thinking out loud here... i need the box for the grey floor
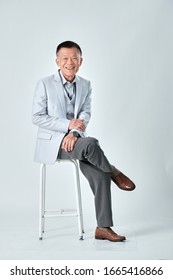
[1,213,173,260]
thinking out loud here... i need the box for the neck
[62,72,75,82]
[64,75,75,82]
[59,70,75,83]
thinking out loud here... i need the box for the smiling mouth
[66,67,75,70]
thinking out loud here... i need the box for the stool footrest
[44,209,78,218]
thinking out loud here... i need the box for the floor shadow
[133,218,173,237]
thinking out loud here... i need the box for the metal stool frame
[39,159,84,240]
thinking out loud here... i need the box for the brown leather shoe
[111,166,136,191]
[95,227,126,242]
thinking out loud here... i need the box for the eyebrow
[61,54,78,56]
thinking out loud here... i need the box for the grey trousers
[58,137,120,227]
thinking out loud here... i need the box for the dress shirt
[59,70,85,137]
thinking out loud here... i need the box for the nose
[67,57,73,64]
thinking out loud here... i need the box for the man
[32,41,135,242]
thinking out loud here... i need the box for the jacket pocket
[37,132,52,140]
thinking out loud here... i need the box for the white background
[0,0,173,260]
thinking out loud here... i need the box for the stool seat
[39,159,84,240]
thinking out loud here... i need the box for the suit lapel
[74,76,84,118]
[54,72,67,115]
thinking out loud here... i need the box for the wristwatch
[71,131,81,138]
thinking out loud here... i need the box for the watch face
[73,131,79,137]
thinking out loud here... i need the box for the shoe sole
[118,184,136,191]
[95,236,125,242]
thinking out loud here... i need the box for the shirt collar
[59,70,76,85]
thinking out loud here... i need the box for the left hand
[61,134,78,152]
[68,118,85,131]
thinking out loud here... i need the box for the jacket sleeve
[77,81,92,127]
[32,79,70,132]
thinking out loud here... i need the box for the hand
[68,118,85,131]
[61,134,78,152]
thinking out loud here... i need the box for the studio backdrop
[0,0,172,252]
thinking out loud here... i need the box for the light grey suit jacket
[32,71,92,164]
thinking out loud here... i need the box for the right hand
[69,118,85,131]
[61,134,78,152]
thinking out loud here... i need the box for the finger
[62,140,68,152]
[79,124,86,131]
[64,138,70,152]
[77,121,85,129]
[70,140,75,151]
[67,139,72,152]
[81,124,86,130]
[61,140,65,149]
[68,141,73,152]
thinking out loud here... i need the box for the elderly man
[32,41,135,242]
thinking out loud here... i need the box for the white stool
[39,159,84,240]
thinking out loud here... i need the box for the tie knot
[64,82,75,100]
[65,82,74,89]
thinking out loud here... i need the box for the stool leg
[71,159,84,240]
[39,163,46,240]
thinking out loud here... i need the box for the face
[56,47,83,81]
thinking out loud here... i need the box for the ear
[79,57,83,66]
[55,57,60,67]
